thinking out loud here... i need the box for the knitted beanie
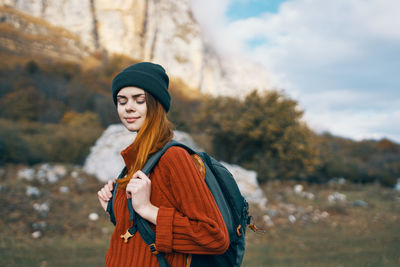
[112,62,171,112]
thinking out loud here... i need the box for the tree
[194,90,319,183]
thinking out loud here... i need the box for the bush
[314,134,400,187]
[193,90,320,183]
[0,113,102,165]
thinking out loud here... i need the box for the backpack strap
[125,140,188,267]
[141,140,194,173]
[107,166,127,225]
[127,198,171,267]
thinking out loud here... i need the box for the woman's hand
[97,180,114,211]
[126,171,159,224]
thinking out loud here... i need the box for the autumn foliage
[0,56,399,186]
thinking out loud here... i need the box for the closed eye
[117,96,128,105]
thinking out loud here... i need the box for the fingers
[107,180,114,191]
[126,181,139,194]
[98,187,110,201]
[126,171,151,198]
[97,181,114,202]
[132,170,150,182]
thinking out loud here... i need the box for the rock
[293,184,315,200]
[293,184,303,194]
[53,164,67,178]
[83,124,137,182]
[84,125,207,182]
[71,171,79,178]
[26,185,40,197]
[352,200,368,207]
[36,163,67,184]
[221,162,268,208]
[32,231,42,239]
[395,178,400,191]
[328,192,347,204]
[84,124,268,206]
[304,192,315,200]
[89,212,99,221]
[321,211,329,218]
[37,164,56,183]
[263,215,274,227]
[32,221,47,230]
[33,202,50,216]
[288,215,296,223]
[267,209,278,217]
[59,186,69,193]
[311,209,329,223]
[0,6,90,62]
[3,0,272,97]
[18,168,35,181]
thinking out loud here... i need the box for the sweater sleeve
[153,146,229,255]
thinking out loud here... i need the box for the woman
[97,62,229,267]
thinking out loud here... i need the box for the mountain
[0,6,90,64]
[0,0,272,96]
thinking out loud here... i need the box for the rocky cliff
[0,6,90,63]
[0,0,271,96]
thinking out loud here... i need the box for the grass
[0,236,108,266]
[243,220,400,266]
[242,181,400,266]
[0,165,399,266]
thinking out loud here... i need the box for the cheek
[117,105,125,120]
[139,105,148,118]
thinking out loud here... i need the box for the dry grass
[0,166,399,266]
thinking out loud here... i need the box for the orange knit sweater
[105,145,229,267]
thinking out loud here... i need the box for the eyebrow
[117,93,145,98]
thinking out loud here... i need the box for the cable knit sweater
[105,145,229,267]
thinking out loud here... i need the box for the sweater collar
[121,141,138,171]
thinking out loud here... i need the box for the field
[1,164,399,266]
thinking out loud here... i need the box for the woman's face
[116,87,147,132]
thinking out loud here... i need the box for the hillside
[0,6,92,67]
[0,0,272,96]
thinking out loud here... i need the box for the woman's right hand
[97,180,114,211]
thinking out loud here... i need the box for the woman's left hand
[126,170,159,224]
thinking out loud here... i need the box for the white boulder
[84,124,268,206]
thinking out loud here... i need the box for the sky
[189,0,400,143]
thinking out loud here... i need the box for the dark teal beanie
[112,62,170,112]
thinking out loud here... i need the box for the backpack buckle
[120,229,135,243]
[236,225,242,236]
[149,243,159,255]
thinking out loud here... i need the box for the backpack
[107,140,251,267]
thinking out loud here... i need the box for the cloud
[190,0,400,142]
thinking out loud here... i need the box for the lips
[125,117,139,123]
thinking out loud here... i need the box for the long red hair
[117,92,174,188]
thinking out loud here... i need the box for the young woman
[97,62,229,266]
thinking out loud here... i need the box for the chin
[123,122,142,132]
[125,126,140,132]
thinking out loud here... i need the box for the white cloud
[190,0,400,142]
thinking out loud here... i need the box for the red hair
[117,92,174,188]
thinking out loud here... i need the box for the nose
[125,100,136,112]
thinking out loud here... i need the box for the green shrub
[193,90,320,183]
